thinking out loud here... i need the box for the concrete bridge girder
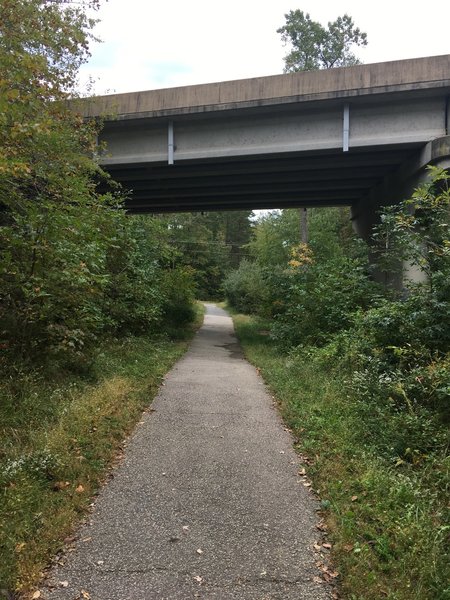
[99,97,445,166]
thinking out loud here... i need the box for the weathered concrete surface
[44,304,330,600]
[83,54,450,119]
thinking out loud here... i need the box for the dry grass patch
[0,312,204,597]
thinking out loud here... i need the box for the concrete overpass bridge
[84,54,450,238]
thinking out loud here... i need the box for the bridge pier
[351,136,450,286]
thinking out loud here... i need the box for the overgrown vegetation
[0,3,252,594]
[226,169,450,599]
[0,1,199,373]
[162,210,252,299]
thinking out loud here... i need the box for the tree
[161,210,252,299]
[0,1,197,368]
[277,10,368,73]
[277,10,367,243]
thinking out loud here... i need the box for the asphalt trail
[45,303,330,600]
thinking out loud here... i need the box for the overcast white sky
[79,0,450,95]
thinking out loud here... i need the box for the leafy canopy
[277,10,367,72]
[0,1,197,368]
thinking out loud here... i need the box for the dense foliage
[163,210,252,299]
[0,0,197,373]
[226,170,450,421]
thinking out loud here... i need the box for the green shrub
[270,252,376,348]
[223,259,269,314]
[160,266,197,327]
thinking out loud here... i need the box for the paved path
[45,304,330,600]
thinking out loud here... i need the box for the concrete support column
[351,135,450,286]
[352,136,450,241]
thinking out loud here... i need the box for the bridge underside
[90,56,450,216]
[104,143,422,214]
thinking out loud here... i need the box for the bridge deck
[85,55,450,119]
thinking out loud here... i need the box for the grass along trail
[0,306,203,597]
[231,310,450,600]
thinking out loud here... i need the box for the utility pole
[300,208,308,244]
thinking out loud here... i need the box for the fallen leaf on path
[323,570,339,581]
[31,592,41,599]
[196,548,204,554]
[75,484,85,493]
[81,591,91,599]
[59,581,69,587]
[313,543,322,551]
[313,576,323,584]
[63,535,76,544]
[193,575,203,583]
[317,561,340,580]
[303,482,312,487]
[298,468,306,476]
[322,543,332,549]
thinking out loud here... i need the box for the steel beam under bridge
[83,55,450,214]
